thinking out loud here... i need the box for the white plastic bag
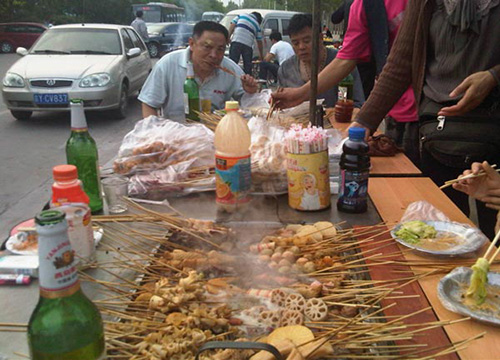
[400,201,451,222]
[113,116,214,175]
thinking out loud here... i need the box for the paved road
[0,53,145,239]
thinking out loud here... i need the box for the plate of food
[438,265,500,326]
[5,228,104,256]
[391,220,487,256]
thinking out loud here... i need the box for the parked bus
[132,2,185,23]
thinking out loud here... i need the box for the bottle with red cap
[52,164,90,206]
[51,164,95,265]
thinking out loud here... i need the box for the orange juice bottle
[214,101,251,212]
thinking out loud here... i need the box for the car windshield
[31,28,122,55]
[220,15,237,30]
[147,24,167,34]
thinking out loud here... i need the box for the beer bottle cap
[53,164,78,181]
[35,210,66,225]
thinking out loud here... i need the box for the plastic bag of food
[248,116,288,194]
[113,116,214,175]
[128,159,215,199]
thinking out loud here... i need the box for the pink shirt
[338,0,417,122]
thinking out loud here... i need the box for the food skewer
[216,64,238,78]
[439,164,498,189]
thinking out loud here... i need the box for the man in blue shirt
[229,12,264,75]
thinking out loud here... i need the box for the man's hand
[453,161,500,210]
[241,74,258,94]
[438,71,497,117]
[272,86,308,109]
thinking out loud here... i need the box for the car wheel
[1,41,14,53]
[111,83,128,119]
[11,110,32,120]
[148,42,159,58]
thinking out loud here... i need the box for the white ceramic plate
[6,228,104,256]
[391,221,487,256]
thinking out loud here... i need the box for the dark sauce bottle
[337,127,371,213]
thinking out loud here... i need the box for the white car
[1,23,152,120]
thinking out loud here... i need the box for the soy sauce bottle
[337,127,370,213]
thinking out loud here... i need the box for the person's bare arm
[257,39,264,61]
[272,58,357,108]
[142,103,159,118]
[228,23,236,40]
[264,52,275,62]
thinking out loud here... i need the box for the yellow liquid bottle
[214,101,251,212]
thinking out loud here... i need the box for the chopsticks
[439,164,498,190]
[483,229,500,265]
[266,87,282,121]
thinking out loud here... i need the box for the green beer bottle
[28,210,106,359]
[184,62,200,121]
[66,100,103,213]
[338,73,354,101]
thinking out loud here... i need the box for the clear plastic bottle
[51,164,94,266]
[51,164,90,206]
[337,127,371,213]
[214,101,251,212]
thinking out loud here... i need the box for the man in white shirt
[259,31,294,82]
[138,21,258,121]
[131,10,149,42]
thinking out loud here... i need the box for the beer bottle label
[215,154,251,205]
[184,93,189,114]
[338,86,348,101]
[38,223,78,294]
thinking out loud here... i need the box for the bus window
[132,3,185,24]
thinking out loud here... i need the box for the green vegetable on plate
[395,221,437,244]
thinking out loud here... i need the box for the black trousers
[229,41,253,75]
[259,61,279,81]
[420,147,498,239]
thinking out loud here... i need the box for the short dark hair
[269,31,282,42]
[287,13,321,37]
[251,12,263,24]
[136,10,143,18]
[193,21,229,41]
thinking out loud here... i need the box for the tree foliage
[0,0,344,24]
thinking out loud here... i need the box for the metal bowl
[391,221,487,256]
[438,267,500,326]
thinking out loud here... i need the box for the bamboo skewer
[216,64,238,78]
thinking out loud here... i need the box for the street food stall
[1,112,499,359]
[1,5,499,359]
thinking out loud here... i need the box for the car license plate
[33,93,69,104]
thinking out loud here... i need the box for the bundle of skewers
[59,200,482,360]
[285,124,329,154]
